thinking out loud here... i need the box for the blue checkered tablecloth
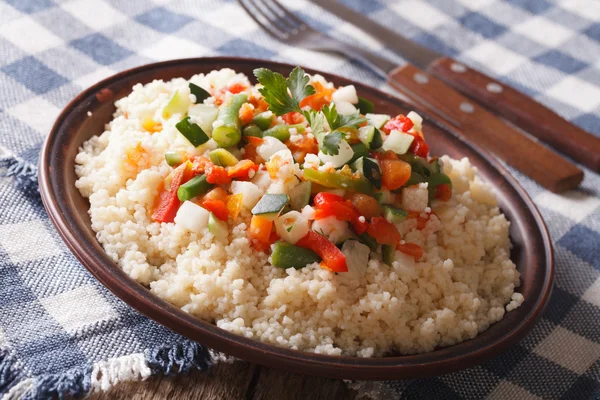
[0,0,599,398]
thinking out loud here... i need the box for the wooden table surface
[88,361,356,399]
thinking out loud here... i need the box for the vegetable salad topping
[151,67,453,274]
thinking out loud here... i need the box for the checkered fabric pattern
[0,0,599,398]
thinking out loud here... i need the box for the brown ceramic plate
[39,57,553,380]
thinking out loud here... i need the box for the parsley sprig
[253,66,315,116]
[253,66,366,156]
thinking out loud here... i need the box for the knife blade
[309,0,600,172]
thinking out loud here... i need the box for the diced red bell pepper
[408,211,436,230]
[296,231,348,272]
[313,193,368,234]
[313,192,345,207]
[202,199,229,221]
[314,201,368,234]
[367,217,401,246]
[205,164,232,185]
[435,183,452,201]
[151,163,193,223]
[382,115,413,134]
[397,242,423,261]
[409,135,429,158]
[227,160,259,180]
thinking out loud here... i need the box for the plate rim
[38,56,554,380]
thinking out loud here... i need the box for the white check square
[140,36,212,62]
[559,0,600,19]
[582,277,600,308]
[487,381,541,400]
[40,285,118,333]
[453,0,495,11]
[534,326,600,374]
[547,76,600,112]
[335,22,385,52]
[200,3,257,35]
[0,220,62,263]
[62,0,127,31]
[393,0,450,30]
[535,190,600,223]
[8,97,61,136]
[513,17,575,47]
[279,46,346,73]
[0,16,62,54]
[464,41,528,75]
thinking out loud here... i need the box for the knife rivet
[487,82,503,93]
[413,72,429,84]
[450,63,467,73]
[460,102,474,113]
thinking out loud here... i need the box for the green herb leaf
[288,66,315,107]
[286,225,294,233]
[175,116,209,147]
[322,103,339,131]
[303,110,326,144]
[189,83,211,104]
[322,103,366,130]
[253,67,315,116]
[321,131,344,156]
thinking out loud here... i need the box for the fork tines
[238,0,308,40]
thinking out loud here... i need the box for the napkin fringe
[0,153,39,198]
[145,340,215,375]
[1,340,224,399]
[0,347,25,398]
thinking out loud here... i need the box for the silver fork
[237,0,397,80]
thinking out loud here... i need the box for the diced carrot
[281,111,305,125]
[142,117,162,133]
[191,156,212,175]
[380,159,411,191]
[348,193,381,220]
[239,103,255,126]
[204,187,229,203]
[227,160,259,180]
[285,136,318,164]
[125,143,147,167]
[205,164,231,185]
[228,82,247,94]
[226,193,243,221]
[249,215,273,251]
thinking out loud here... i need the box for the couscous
[75,67,522,357]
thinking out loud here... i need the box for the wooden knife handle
[388,64,583,193]
[429,56,600,172]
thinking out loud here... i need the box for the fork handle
[429,57,600,172]
[387,64,583,193]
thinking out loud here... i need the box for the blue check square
[459,12,507,39]
[71,34,134,66]
[135,7,193,34]
[534,50,588,74]
[4,0,54,14]
[1,56,68,95]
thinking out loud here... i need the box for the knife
[309,0,600,172]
